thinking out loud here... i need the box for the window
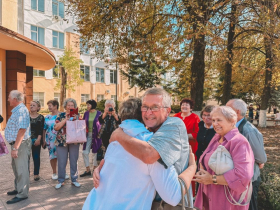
[110,70,117,84]
[80,38,89,54]
[53,62,60,78]
[111,95,117,101]
[54,93,60,101]
[33,69,45,77]
[33,92,44,107]
[96,67,104,83]
[80,65,90,81]
[52,31,64,49]
[81,94,90,103]
[52,0,64,18]
[97,94,104,102]
[31,0,44,12]
[31,25,45,45]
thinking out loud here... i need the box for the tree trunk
[60,67,67,112]
[221,3,237,105]
[190,34,206,111]
[259,35,273,127]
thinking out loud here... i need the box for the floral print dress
[44,114,58,160]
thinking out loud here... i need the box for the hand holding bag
[151,177,198,210]
[66,120,87,144]
[208,145,252,206]
[0,133,9,157]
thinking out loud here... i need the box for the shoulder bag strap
[224,180,252,206]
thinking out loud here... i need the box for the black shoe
[7,190,18,196]
[6,197,28,204]
[80,171,91,177]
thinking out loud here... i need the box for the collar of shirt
[213,128,239,143]
[204,123,213,129]
[11,102,24,113]
[235,117,244,128]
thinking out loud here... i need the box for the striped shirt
[4,103,31,143]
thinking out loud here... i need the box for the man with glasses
[94,88,193,207]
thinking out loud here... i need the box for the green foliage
[79,103,87,116]
[259,164,280,210]
[121,52,168,91]
[54,47,84,92]
[171,105,181,113]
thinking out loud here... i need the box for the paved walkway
[0,136,94,210]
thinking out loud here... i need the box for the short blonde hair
[210,106,237,124]
[31,100,41,112]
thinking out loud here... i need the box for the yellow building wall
[0,49,6,130]
[1,0,18,32]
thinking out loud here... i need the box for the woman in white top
[83,98,196,210]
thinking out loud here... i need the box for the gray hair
[200,105,215,118]
[118,98,142,122]
[142,88,171,108]
[228,99,247,117]
[63,98,77,109]
[105,99,115,108]
[210,106,237,124]
[10,90,24,102]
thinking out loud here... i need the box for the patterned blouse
[30,114,45,140]
[55,112,67,147]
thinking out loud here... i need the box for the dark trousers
[101,132,112,149]
[249,176,261,210]
[32,144,41,175]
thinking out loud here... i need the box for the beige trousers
[11,138,31,198]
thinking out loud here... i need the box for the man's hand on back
[93,159,105,188]
[109,128,125,143]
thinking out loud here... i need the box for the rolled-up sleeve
[148,162,181,206]
[245,130,267,164]
[223,141,254,194]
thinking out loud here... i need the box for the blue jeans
[31,138,41,175]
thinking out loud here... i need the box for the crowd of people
[1,88,267,210]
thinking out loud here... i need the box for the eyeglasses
[141,106,168,112]
[202,114,211,118]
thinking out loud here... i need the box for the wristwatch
[212,174,218,185]
[12,147,18,151]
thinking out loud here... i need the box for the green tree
[54,47,84,111]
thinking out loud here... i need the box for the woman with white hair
[194,106,254,210]
[54,98,80,189]
[98,99,120,149]
[30,101,45,181]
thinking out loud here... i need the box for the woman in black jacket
[196,105,216,193]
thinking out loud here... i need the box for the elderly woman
[43,100,60,180]
[83,98,196,210]
[98,99,121,149]
[196,105,216,165]
[54,98,80,189]
[174,98,200,196]
[80,100,102,177]
[30,101,45,181]
[194,106,254,210]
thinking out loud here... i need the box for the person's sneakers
[52,173,58,180]
[65,174,70,179]
[6,197,28,204]
[7,190,18,196]
[80,171,91,177]
[72,182,81,188]
[55,182,64,189]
